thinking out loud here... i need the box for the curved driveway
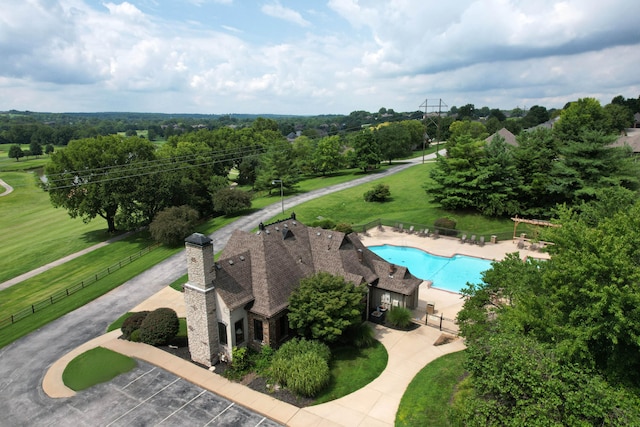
[0,154,437,426]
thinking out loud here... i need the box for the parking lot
[59,361,282,426]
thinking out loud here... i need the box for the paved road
[0,154,437,426]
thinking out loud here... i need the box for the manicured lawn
[62,347,136,391]
[267,163,515,237]
[313,341,388,404]
[395,350,466,427]
[0,171,108,283]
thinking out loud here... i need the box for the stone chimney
[183,233,219,367]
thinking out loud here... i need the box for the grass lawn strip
[62,346,136,391]
[313,340,388,404]
[395,350,466,427]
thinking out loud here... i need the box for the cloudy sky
[1,0,639,115]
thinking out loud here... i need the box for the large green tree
[455,201,640,425]
[348,130,381,172]
[374,122,413,164]
[46,135,156,232]
[288,272,366,343]
[312,135,343,175]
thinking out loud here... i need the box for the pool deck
[358,226,550,329]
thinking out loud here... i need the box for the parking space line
[154,390,207,425]
[106,378,180,426]
[255,417,267,426]
[122,366,157,389]
[203,402,235,426]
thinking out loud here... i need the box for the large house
[183,217,422,366]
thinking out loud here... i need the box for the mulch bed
[154,337,314,407]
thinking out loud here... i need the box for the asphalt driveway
[0,155,433,426]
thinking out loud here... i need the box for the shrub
[253,345,275,375]
[121,311,149,339]
[364,183,391,202]
[310,218,336,230]
[212,188,252,215]
[149,205,200,246]
[129,329,141,342]
[231,346,250,372]
[270,338,332,395]
[334,222,353,234]
[274,338,331,363]
[434,217,457,236]
[286,352,330,397]
[387,306,413,329]
[342,322,375,348]
[138,307,179,346]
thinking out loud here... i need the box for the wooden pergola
[511,216,560,240]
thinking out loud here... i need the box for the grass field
[62,346,136,391]
[0,171,109,283]
[314,341,388,404]
[395,350,466,427]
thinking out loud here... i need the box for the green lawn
[267,163,515,237]
[396,350,466,427]
[0,171,109,283]
[62,347,136,391]
[0,143,54,172]
[313,341,388,404]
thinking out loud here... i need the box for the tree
[149,205,200,246]
[553,97,609,142]
[349,131,381,171]
[8,144,24,161]
[45,135,156,232]
[44,144,54,155]
[312,135,343,175]
[457,103,476,120]
[604,103,633,133]
[29,140,42,157]
[374,122,412,164]
[254,138,300,193]
[288,272,366,343]
[453,203,640,425]
[212,188,252,215]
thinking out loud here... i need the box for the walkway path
[0,154,440,426]
[0,178,14,196]
[0,230,135,290]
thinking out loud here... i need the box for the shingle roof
[485,127,517,146]
[216,221,421,317]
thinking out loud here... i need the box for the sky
[1,0,639,115]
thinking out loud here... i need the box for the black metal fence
[0,243,161,330]
[425,313,459,334]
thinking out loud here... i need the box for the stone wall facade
[184,286,219,366]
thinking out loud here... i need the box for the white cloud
[261,2,311,27]
[0,0,638,114]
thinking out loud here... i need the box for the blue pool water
[368,245,493,293]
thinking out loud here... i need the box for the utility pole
[419,98,447,161]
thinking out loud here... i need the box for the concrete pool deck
[358,226,550,328]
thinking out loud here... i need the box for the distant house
[485,127,518,147]
[183,217,422,366]
[610,128,640,155]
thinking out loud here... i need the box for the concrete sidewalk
[44,310,464,427]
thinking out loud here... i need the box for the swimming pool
[368,245,493,293]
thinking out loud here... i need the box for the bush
[270,339,331,397]
[364,183,391,202]
[138,307,179,346]
[310,218,336,230]
[121,311,149,339]
[286,352,330,397]
[334,222,353,234]
[253,345,275,375]
[212,188,252,215]
[434,217,457,236]
[231,346,250,372]
[387,306,413,329]
[342,322,375,348]
[149,205,200,246]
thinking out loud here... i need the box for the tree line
[426,97,640,218]
[43,118,424,234]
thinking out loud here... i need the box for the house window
[218,322,228,345]
[234,319,244,345]
[254,319,264,342]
